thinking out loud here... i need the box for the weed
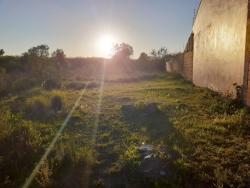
[50,95,63,112]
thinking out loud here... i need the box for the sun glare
[98,34,116,58]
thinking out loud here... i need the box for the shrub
[10,77,36,93]
[93,178,105,188]
[64,82,86,90]
[41,80,61,90]
[50,95,63,112]
[202,89,242,115]
[24,92,66,121]
[122,145,141,169]
[0,72,9,96]
[35,160,52,188]
[232,83,244,106]
[26,100,47,121]
[25,97,50,121]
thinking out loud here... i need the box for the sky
[0,0,200,58]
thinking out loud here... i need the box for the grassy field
[0,73,250,188]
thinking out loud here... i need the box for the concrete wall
[244,2,250,105]
[183,52,193,81]
[193,0,249,93]
[166,62,181,74]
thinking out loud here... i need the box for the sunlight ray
[81,61,107,188]
[92,61,106,143]
[22,83,89,188]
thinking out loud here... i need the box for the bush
[0,73,9,96]
[24,93,66,121]
[64,82,86,90]
[122,145,141,169]
[41,80,61,90]
[25,99,47,121]
[24,96,51,121]
[35,160,52,188]
[50,95,63,112]
[10,77,36,93]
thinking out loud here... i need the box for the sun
[98,34,116,58]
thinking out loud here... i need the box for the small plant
[122,145,141,169]
[50,95,63,112]
[26,100,47,120]
[232,83,244,106]
[24,96,50,121]
[35,160,52,188]
[93,178,105,188]
[203,84,244,116]
[213,167,228,188]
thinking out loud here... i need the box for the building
[182,0,250,105]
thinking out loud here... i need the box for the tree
[21,45,56,80]
[112,43,133,60]
[150,49,157,57]
[157,47,168,59]
[138,52,149,62]
[26,45,50,57]
[52,49,66,66]
[151,47,168,62]
[0,49,5,56]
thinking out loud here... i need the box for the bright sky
[0,0,200,58]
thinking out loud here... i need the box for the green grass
[0,73,250,188]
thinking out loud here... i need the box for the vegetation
[0,49,4,56]
[113,43,134,59]
[0,44,249,188]
[151,47,168,63]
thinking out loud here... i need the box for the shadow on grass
[121,103,173,140]
[120,103,205,188]
[106,74,162,84]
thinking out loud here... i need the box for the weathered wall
[166,62,181,74]
[193,0,248,93]
[244,2,250,105]
[182,33,194,81]
[183,52,193,81]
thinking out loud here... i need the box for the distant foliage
[0,49,5,56]
[0,43,170,97]
[112,43,133,60]
[0,56,23,72]
[24,44,50,58]
[0,70,8,96]
[10,77,36,93]
[151,47,168,63]
[52,49,66,66]
[138,52,149,62]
